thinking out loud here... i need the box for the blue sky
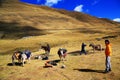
[20,0,120,22]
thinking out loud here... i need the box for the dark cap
[105,39,110,44]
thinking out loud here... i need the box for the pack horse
[89,43,103,52]
[57,48,67,61]
[12,50,32,66]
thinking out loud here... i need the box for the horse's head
[39,46,47,51]
[89,43,92,47]
[89,43,94,47]
[41,46,45,49]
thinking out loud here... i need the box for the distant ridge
[0,0,120,39]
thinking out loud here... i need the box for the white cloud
[44,0,62,7]
[74,5,84,12]
[113,18,120,22]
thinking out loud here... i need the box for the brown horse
[39,44,50,56]
[89,43,103,52]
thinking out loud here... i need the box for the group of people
[13,39,112,73]
[80,40,112,73]
[42,40,112,73]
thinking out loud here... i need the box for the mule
[40,44,50,56]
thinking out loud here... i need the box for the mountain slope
[0,0,120,39]
[0,1,120,80]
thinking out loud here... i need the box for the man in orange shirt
[105,40,112,73]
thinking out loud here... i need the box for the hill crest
[0,0,120,39]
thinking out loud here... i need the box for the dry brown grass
[0,0,120,80]
[0,33,120,80]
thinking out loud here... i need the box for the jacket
[105,44,112,56]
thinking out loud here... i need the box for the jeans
[105,56,111,71]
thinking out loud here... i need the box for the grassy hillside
[0,0,120,52]
[0,0,120,80]
[0,35,120,80]
[0,0,120,39]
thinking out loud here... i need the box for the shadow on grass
[73,68,105,73]
[31,53,54,60]
[68,50,94,56]
[7,62,27,66]
[7,62,22,66]
[52,59,61,63]
[68,50,80,56]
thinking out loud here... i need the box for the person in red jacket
[104,40,112,73]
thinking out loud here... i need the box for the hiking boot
[104,69,109,73]
[104,70,109,73]
[109,69,112,72]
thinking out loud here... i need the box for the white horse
[12,50,32,67]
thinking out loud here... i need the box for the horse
[89,43,103,52]
[57,48,67,61]
[12,50,32,66]
[39,44,50,56]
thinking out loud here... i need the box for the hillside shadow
[73,68,104,73]
[0,21,46,39]
[77,28,103,34]
[0,21,104,39]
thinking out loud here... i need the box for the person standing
[80,43,87,55]
[104,40,112,73]
[46,44,50,56]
